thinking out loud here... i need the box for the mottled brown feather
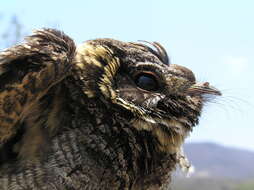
[0,29,75,159]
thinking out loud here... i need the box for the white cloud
[222,56,249,75]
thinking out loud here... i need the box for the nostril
[204,82,210,87]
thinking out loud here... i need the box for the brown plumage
[0,29,221,189]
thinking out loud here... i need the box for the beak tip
[217,91,222,96]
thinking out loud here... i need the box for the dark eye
[134,72,159,91]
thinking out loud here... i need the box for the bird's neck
[54,82,177,189]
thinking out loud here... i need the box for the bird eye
[134,72,159,91]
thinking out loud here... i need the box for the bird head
[74,39,221,153]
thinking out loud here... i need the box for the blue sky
[1,0,254,151]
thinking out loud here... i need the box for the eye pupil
[135,73,159,91]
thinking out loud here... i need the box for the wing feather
[0,29,76,146]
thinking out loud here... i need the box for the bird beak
[187,82,222,96]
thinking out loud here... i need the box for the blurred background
[1,1,253,189]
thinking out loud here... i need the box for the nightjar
[0,29,221,190]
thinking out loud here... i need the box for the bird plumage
[0,29,221,189]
